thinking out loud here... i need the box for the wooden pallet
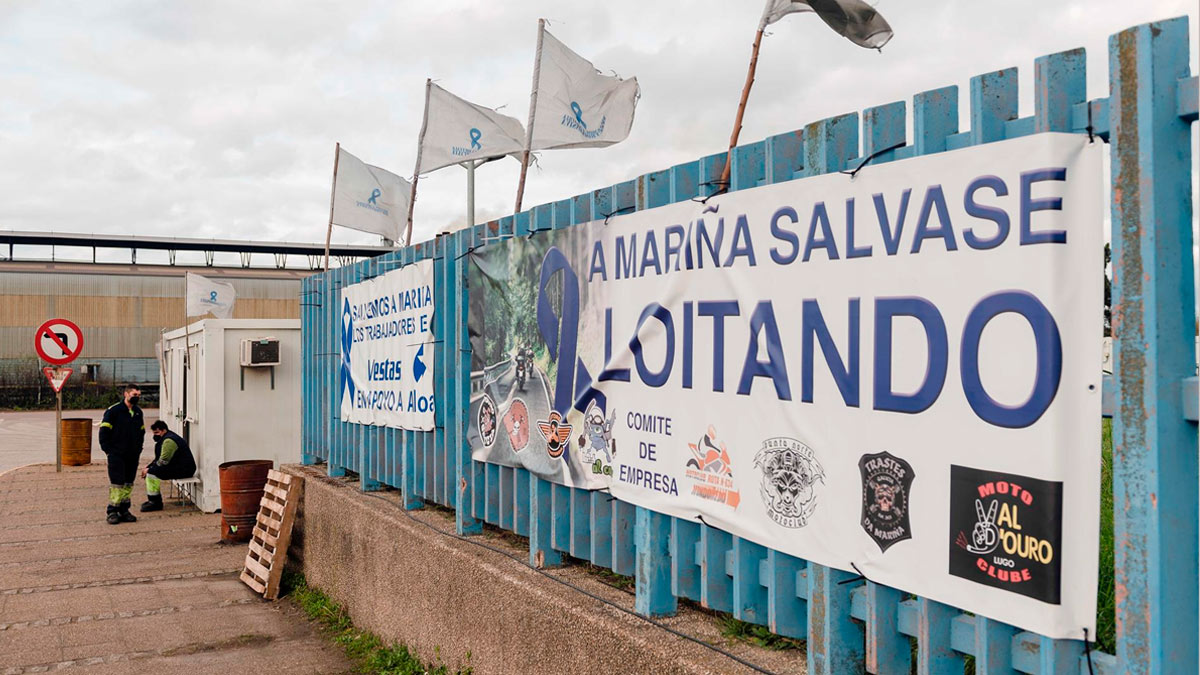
[239,470,303,600]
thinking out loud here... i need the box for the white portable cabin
[158,319,301,512]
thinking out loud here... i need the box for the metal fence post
[454,230,482,535]
[1109,15,1197,674]
[635,506,676,617]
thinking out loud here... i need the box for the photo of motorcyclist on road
[513,344,535,391]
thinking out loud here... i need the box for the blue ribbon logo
[340,299,356,404]
[469,128,482,150]
[570,102,587,130]
[536,247,608,467]
[368,188,381,206]
[209,291,217,302]
[412,344,427,382]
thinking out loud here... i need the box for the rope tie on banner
[841,140,906,179]
[693,179,729,205]
[453,246,477,262]
[1083,628,1095,675]
[603,205,636,225]
[836,562,872,586]
[1080,103,1104,144]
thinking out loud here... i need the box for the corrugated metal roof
[0,272,299,298]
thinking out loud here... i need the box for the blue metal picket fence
[301,17,1197,674]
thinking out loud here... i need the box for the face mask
[129,395,141,406]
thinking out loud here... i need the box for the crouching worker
[139,421,196,512]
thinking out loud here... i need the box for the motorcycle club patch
[949,465,1063,604]
[537,411,573,459]
[754,437,824,529]
[858,451,915,552]
[477,393,497,447]
[503,399,530,452]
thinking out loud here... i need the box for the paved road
[0,409,169,476]
[0,462,352,672]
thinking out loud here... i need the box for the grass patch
[583,563,635,592]
[718,615,805,651]
[282,571,472,674]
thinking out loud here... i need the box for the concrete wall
[284,465,804,675]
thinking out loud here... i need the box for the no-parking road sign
[34,318,84,365]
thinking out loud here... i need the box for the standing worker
[139,420,195,512]
[98,383,145,524]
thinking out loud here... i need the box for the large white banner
[340,259,435,430]
[469,133,1102,638]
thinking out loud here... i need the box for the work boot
[140,494,163,512]
[118,509,138,523]
[106,505,121,525]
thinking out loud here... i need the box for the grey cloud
[0,0,1194,248]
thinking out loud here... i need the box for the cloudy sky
[0,1,1195,253]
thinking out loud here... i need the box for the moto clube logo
[949,465,1063,604]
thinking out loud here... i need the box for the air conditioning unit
[240,337,281,367]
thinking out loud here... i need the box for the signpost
[35,319,83,472]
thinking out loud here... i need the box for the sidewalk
[0,462,351,674]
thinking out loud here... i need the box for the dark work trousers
[105,450,140,486]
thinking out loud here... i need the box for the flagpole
[465,160,477,228]
[513,18,545,215]
[323,142,340,271]
[406,79,432,246]
[718,28,765,193]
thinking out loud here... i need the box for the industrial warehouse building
[0,267,301,386]
[0,231,388,404]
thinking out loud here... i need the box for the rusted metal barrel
[218,459,273,542]
[60,418,92,466]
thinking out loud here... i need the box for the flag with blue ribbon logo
[185,272,236,319]
[332,147,410,241]
[417,83,526,174]
[528,29,640,151]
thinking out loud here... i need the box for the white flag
[528,29,640,151]
[759,0,893,49]
[417,83,526,175]
[185,272,236,319]
[332,147,410,241]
